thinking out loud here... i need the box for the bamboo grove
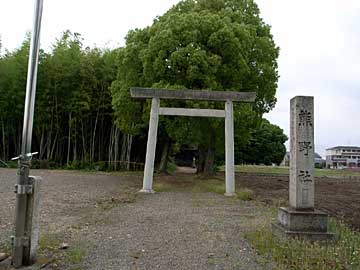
[0,31,133,169]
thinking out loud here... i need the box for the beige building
[326,146,360,169]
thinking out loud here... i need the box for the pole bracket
[11,152,38,161]
[14,184,33,195]
[11,236,30,248]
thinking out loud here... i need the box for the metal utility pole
[12,0,43,267]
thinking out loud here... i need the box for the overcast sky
[1,0,359,156]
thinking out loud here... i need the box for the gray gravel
[0,169,273,270]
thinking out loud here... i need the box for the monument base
[138,189,155,194]
[272,207,334,241]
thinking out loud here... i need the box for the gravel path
[0,169,272,270]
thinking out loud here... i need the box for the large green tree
[112,0,279,175]
[111,0,279,175]
[234,119,287,165]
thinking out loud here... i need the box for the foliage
[0,31,118,167]
[0,36,30,160]
[235,119,287,165]
[111,0,279,175]
[246,219,360,270]
[167,162,178,173]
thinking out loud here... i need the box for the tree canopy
[111,0,280,175]
[234,119,288,165]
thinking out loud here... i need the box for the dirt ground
[1,168,360,269]
[0,169,273,270]
[236,172,360,230]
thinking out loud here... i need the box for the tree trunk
[67,112,72,165]
[119,133,133,170]
[44,105,54,161]
[197,145,206,174]
[45,124,52,160]
[120,134,127,162]
[98,118,104,162]
[81,120,87,162]
[49,130,58,161]
[17,122,22,155]
[39,127,45,160]
[126,134,133,170]
[2,120,6,160]
[73,119,77,162]
[114,127,120,171]
[48,94,56,161]
[108,124,115,170]
[203,129,216,176]
[91,110,99,165]
[159,137,170,174]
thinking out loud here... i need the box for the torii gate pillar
[225,100,235,196]
[140,97,160,193]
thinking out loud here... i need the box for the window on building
[349,162,356,167]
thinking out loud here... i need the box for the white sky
[1,0,359,156]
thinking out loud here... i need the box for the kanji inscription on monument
[298,141,312,156]
[290,96,314,209]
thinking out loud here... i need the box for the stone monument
[273,96,333,240]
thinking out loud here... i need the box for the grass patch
[0,237,12,254]
[192,178,225,194]
[315,169,360,178]
[233,165,290,175]
[245,219,360,270]
[65,246,85,264]
[236,188,254,201]
[109,170,143,177]
[192,179,255,201]
[153,182,174,192]
[38,233,61,252]
[37,233,86,268]
[227,165,360,178]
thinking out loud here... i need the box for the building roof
[326,146,360,151]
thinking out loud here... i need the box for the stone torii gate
[130,88,256,196]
